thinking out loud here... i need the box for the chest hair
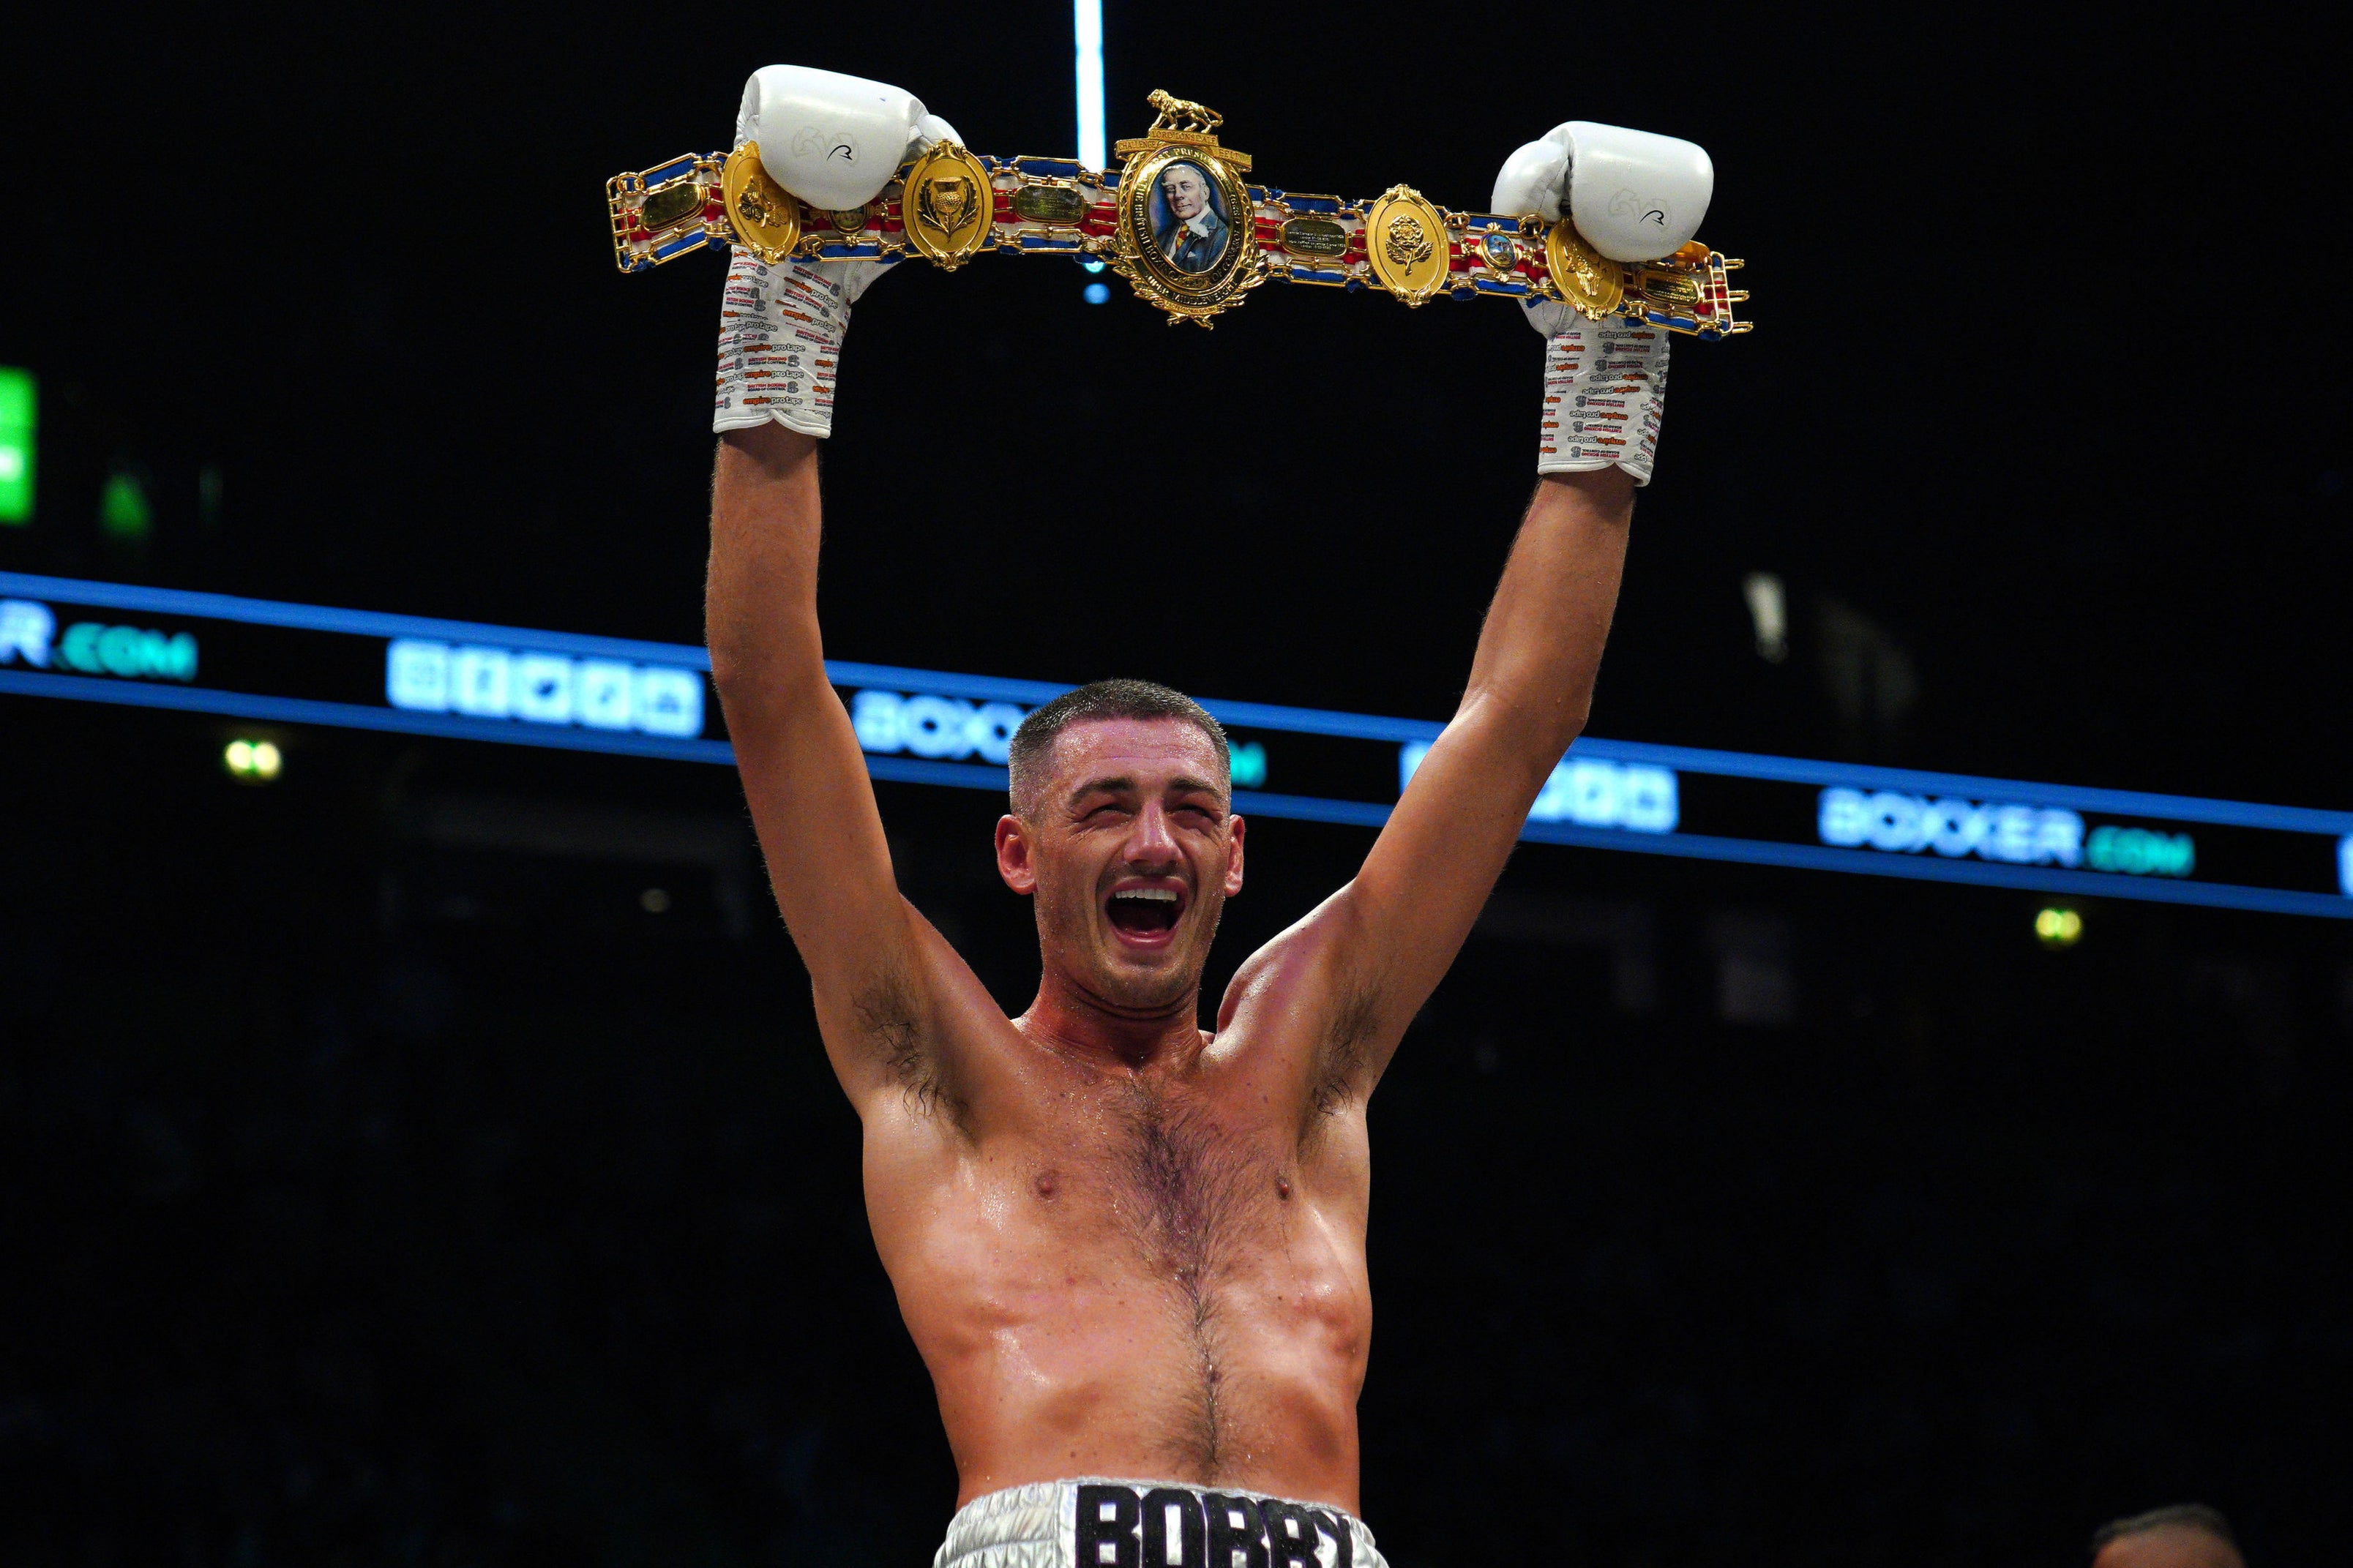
[1107,1083,1284,1473]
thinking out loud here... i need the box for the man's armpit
[853,968,964,1125]
[1309,967,1388,1119]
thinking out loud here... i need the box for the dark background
[2,3,2347,1564]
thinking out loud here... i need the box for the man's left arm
[1298,465,1634,1079]
[1238,110,1694,1092]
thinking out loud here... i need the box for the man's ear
[1222,814,1245,897]
[995,814,1038,895]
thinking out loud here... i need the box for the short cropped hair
[2091,1504,2240,1557]
[1007,679,1230,819]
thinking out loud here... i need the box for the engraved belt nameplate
[607,90,1752,336]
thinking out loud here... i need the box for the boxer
[703,66,1695,1568]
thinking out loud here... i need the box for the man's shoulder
[1213,895,1361,1034]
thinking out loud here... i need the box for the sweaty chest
[1025,1086,1301,1294]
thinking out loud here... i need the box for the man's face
[996,718,1243,1015]
[2092,1527,2244,1568]
[1161,166,1208,222]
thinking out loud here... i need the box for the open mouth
[1105,885,1183,942]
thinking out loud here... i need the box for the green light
[1230,740,1268,789]
[0,367,33,525]
[2034,906,2084,947]
[100,472,152,539]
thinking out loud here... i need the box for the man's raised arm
[1238,116,1709,1094]
[701,78,976,1102]
[1261,292,1671,1096]
[707,418,929,1098]
[705,228,948,1101]
[1337,465,1636,1038]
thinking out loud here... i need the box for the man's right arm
[706,420,928,1101]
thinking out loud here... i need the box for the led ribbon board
[5,569,2352,919]
[607,92,1751,334]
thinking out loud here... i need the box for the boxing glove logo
[790,124,854,163]
[1609,187,1669,230]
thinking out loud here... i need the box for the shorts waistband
[935,1478,1386,1568]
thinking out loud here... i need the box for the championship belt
[607,91,1751,336]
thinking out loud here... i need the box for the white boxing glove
[714,67,961,439]
[1526,298,1668,487]
[1492,121,1712,263]
[735,64,962,211]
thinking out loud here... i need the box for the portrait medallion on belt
[1110,91,1265,326]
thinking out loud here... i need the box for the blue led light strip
[0,667,737,765]
[0,569,714,667]
[5,569,2351,918]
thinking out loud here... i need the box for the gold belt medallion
[721,143,800,266]
[903,141,995,271]
[1545,220,1623,320]
[1364,185,1450,308]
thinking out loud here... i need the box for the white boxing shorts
[935,1479,1390,1568]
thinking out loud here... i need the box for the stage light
[1742,571,1788,662]
[224,738,282,781]
[1073,0,1106,172]
[1083,282,1111,304]
[0,367,33,525]
[640,888,671,913]
[2034,906,2082,947]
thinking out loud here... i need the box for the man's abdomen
[886,1195,1372,1511]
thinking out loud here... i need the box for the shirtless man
[705,68,1688,1568]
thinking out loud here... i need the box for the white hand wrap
[714,248,894,440]
[1527,298,1668,487]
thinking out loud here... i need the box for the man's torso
[857,928,1375,1512]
